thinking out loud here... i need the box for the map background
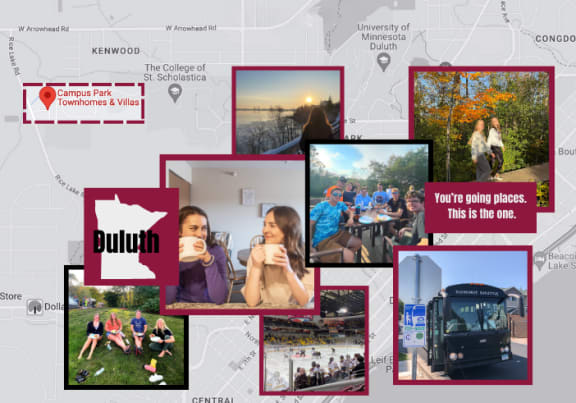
[0,0,574,401]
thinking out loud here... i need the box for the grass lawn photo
[65,268,188,389]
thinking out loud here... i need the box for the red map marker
[39,86,56,110]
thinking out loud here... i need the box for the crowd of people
[265,334,329,346]
[265,333,360,346]
[77,311,177,360]
[165,204,313,307]
[310,176,428,263]
[294,353,366,390]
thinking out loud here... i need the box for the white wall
[188,165,304,266]
[166,161,193,186]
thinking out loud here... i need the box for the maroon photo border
[393,245,533,385]
[408,66,555,213]
[158,153,320,315]
[83,187,179,287]
[259,285,369,396]
[231,66,345,156]
[23,82,145,124]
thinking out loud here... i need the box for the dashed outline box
[22,82,145,124]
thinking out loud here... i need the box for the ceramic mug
[263,243,283,265]
[180,236,207,262]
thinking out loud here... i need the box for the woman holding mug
[242,206,313,307]
[166,206,228,305]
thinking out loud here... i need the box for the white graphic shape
[95,194,167,279]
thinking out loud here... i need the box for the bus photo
[425,283,522,375]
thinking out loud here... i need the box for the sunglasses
[332,192,342,198]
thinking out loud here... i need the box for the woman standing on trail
[469,120,491,182]
[487,117,505,181]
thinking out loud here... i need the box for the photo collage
[66,65,541,391]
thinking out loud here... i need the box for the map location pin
[168,83,182,103]
[39,86,56,110]
[377,52,391,72]
[533,251,546,271]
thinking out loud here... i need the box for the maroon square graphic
[84,188,179,286]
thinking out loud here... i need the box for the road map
[0,0,574,401]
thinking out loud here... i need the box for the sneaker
[159,381,167,385]
[149,374,164,383]
[124,346,132,354]
[495,176,504,181]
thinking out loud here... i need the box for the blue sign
[403,304,426,348]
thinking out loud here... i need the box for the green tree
[414,71,548,188]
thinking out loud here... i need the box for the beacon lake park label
[22,82,145,124]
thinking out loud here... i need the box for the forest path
[499,162,549,182]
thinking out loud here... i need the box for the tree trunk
[445,73,460,181]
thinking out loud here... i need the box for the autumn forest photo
[412,69,551,207]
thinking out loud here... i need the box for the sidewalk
[511,337,528,345]
[398,352,449,380]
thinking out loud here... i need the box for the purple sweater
[165,244,228,305]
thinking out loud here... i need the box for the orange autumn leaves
[418,72,516,133]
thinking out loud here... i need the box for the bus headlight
[503,346,509,353]
[457,353,464,360]
[449,353,457,361]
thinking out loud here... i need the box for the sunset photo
[233,67,343,155]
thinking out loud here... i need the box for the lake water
[236,110,293,125]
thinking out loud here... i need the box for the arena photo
[262,288,368,394]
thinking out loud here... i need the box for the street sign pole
[411,254,421,380]
[412,255,422,380]
[402,255,427,380]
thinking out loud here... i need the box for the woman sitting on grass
[77,313,103,360]
[149,318,175,358]
[105,312,131,354]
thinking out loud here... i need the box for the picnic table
[340,208,398,263]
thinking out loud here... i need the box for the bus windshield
[445,298,507,333]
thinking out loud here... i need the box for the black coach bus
[426,283,516,375]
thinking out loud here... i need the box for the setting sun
[306,96,312,103]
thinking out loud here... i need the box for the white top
[487,128,504,148]
[470,131,489,161]
[241,256,314,306]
